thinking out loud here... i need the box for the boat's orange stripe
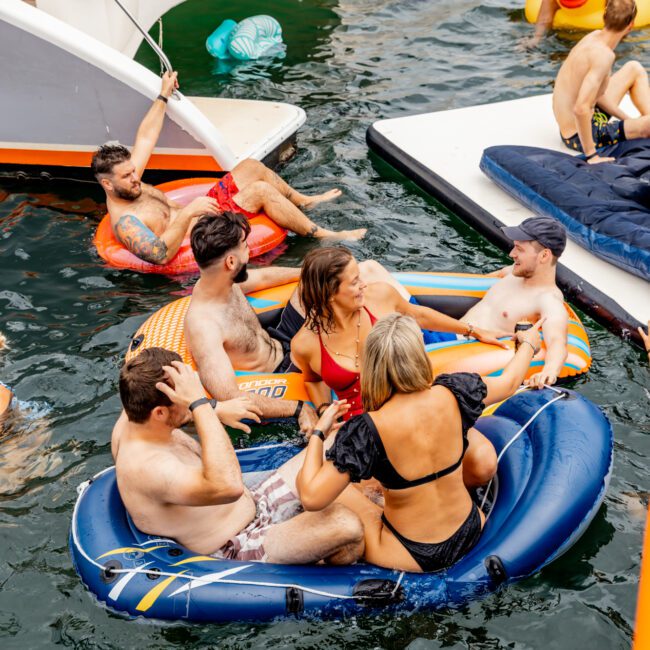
[0,149,222,172]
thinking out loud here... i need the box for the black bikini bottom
[381,502,482,573]
[268,301,305,373]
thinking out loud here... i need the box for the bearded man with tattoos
[91,71,365,266]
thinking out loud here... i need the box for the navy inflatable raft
[70,388,612,622]
[481,141,650,281]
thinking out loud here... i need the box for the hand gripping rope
[480,385,568,517]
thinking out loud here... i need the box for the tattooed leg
[232,182,366,241]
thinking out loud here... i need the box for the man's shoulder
[365,280,399,305]
[539,284,566,307]
[571,36,615,66]
[184,292,232,350]
[488,272,518,290]
[108,204,144,231]
[186,287,239,321]
[116,441,175,481]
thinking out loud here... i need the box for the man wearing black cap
[461,216,569,389]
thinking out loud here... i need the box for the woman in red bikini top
[290,248,375,420]
[290,248,508,422]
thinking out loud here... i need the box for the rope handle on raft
[71,464,405,602]
[480,385,567,516]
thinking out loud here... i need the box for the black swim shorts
[562,107,626,153]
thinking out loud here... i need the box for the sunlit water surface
[1,1,649,647]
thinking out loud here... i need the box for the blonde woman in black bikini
[296,313,543,573]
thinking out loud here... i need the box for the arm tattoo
[114,214,168,264]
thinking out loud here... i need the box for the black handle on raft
[130,335,144,352]
[100,559,122,584]
[285,586,304,615]
[352,579,404,607]
[485,555,507,586]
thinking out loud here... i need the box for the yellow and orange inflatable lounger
[0,383,12,417]
[125,272,592,405]
[94,178,287,275]
[525,0,650,30]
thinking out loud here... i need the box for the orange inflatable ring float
[126,273,592,393]
[93,177,287,274]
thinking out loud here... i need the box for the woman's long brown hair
[299,247,354,334]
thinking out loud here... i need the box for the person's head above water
[190,213,251,282]
[91,142,143,201]
[501,216,567,278]
[604,0,637,32]
[300,246,366,334]
[119,347,188,427]
[361,313,433,412]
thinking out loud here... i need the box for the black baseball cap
[501,217,567,258]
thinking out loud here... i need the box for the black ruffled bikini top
[325,372,488,490]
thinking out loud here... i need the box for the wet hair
[91,142,131,180]
[119,347,182,423]
[299,247,355,334]
[190,213,251,270]
[361,314,433,413]
[604,0,637,31]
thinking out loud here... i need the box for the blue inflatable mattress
[480,140,650,281]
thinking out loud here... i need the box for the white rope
[71,474,400,603]
[480,386,567,515]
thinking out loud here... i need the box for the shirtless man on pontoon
[91,71,365,266]
[112,347,364,562]
[553,0,650,164]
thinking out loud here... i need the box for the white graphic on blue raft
[206,16,285,61]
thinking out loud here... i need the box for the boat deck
[188,96,303,164]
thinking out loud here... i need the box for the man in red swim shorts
[91,72,366,266]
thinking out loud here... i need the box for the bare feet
[300,188,342,209]
[315,227,367,241]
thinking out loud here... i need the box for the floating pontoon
[367,94,650,344]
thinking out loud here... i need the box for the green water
[1,0,649,647]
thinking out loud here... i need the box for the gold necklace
[323,309,362,368]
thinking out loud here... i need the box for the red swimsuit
[318,307,377,420]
